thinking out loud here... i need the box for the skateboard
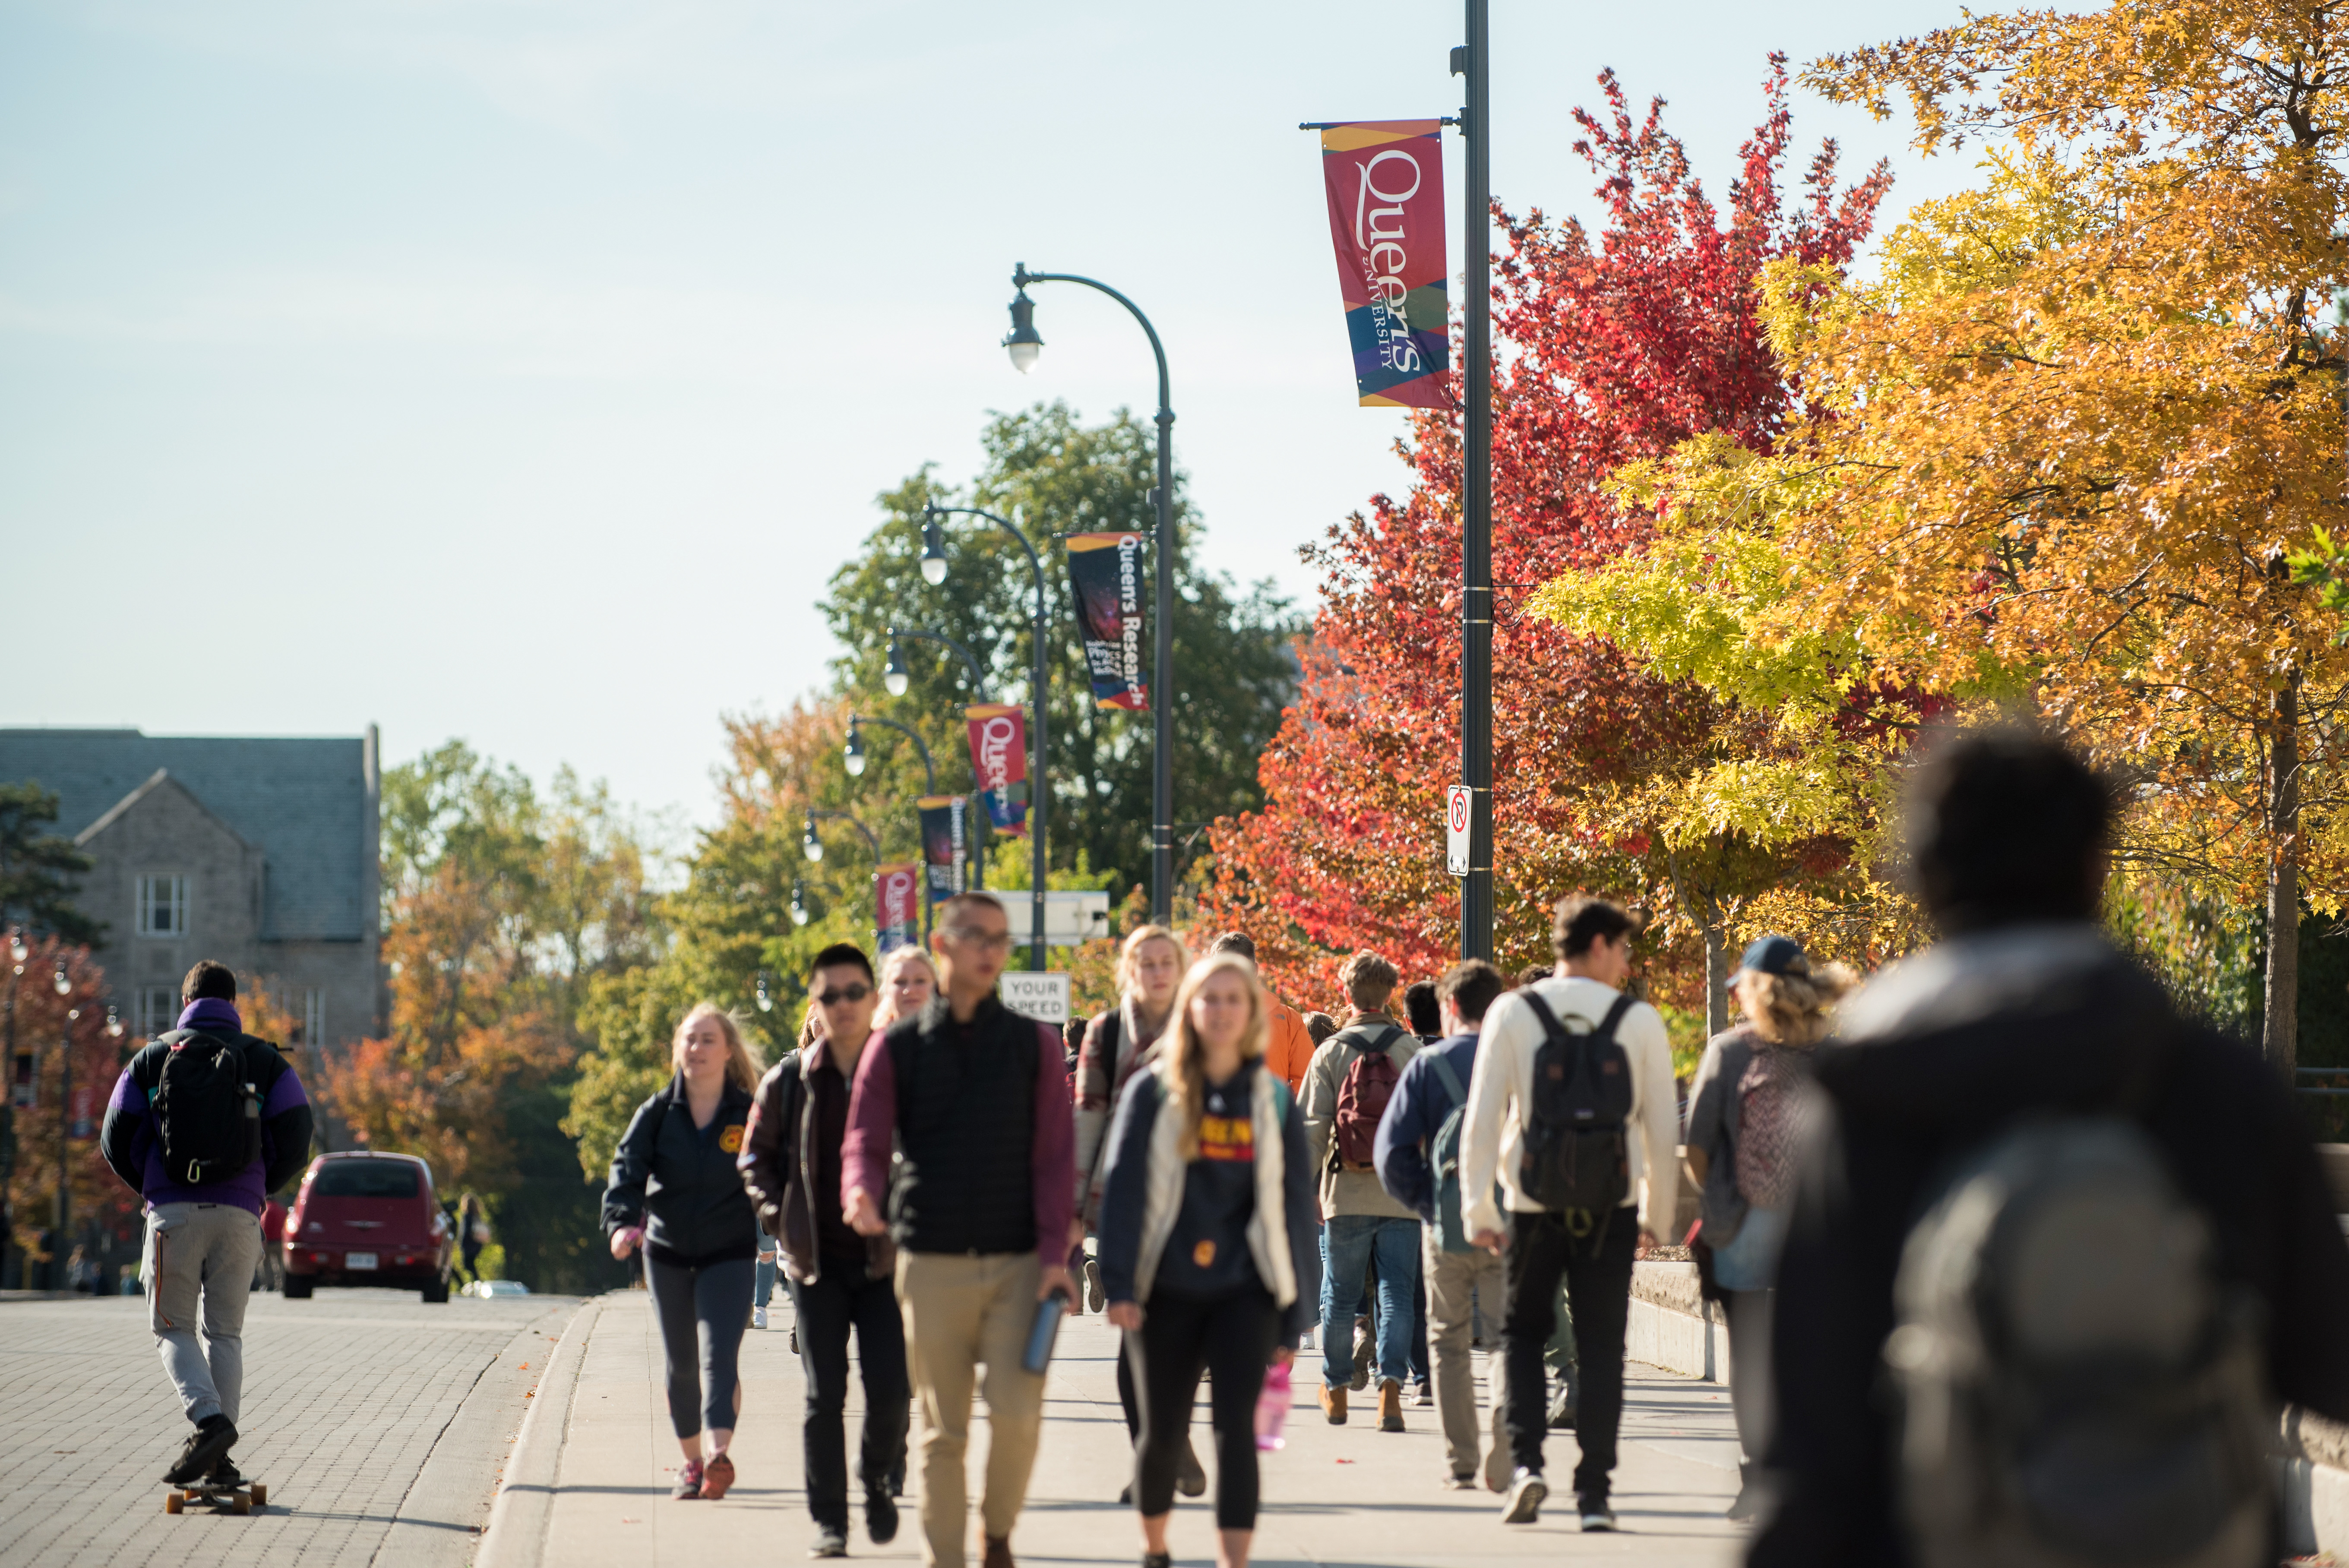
[163,1477,267,1515]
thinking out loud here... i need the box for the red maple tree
[1197,60,1892,1014]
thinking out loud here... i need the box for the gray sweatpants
[147,1203,262,1427]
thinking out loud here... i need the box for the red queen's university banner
[875,863,920,954]
[965,703,1029,838]
[1065,533,1148,711]
[1318,120,1449,408]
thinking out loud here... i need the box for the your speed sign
[1445,784,1471,877]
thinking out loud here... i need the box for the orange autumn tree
[1198,63,1890,1016]
[1600,1,2349,1072]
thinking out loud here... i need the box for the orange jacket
[1263,998,1316,1097]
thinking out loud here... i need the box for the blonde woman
[870,946,937,1029]
[1683,935,1856,1521]
[604,1002,764,1501]
[1097,953,1320,1568]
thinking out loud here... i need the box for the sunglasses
[815,984,872,1005]
[942,928,1013,951]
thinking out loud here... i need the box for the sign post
[1445,784,1472,878]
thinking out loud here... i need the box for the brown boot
[1378,1378,1405,1432]
[982,1535,1015,1568]
[1320,1383,1347,1425]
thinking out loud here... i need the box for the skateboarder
[100,961,315,1490]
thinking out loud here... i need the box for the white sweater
[1459,975,1679,1242]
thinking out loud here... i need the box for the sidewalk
[496,1288,1744,1566]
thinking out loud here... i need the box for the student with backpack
[1757,730,2349,1568]
[99,961,315,1489]
[1299,950,1422,1432]
[1682,933,1855,1521]
[1374,958,1510,1490]
[1460,898,1679,1531]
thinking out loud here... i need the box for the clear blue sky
[1,0,1974,832]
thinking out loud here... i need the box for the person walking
[1461,897,1678,1530]
[1300,950,1421,1431]
[742,942,907,1558]
[604,1002,763,1502]
[98,960,314,1488]
[1206,932,1315,1096]
[1072,925,1204,1497]
[455,1193,489,1287]
[873,946,938,1029]
[1374,958,1511,1491]
[1756,730,2349,1567]
[843,892,1077,1568]
[1098,952,1320,1568]
[1682,933,1853,1521]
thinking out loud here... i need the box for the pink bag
[1254,1360,1292,1452]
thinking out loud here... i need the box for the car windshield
[312,1162,420,1199]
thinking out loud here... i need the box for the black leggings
[647,1253,754,1438]
[1127,1287,1277,1529]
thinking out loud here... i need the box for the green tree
[0,784,101,945]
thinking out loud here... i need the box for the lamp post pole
[1454,0,1495,961]
[1003,264,1177,924]
[847,716,941,941]
[922,504,1050,971]
[884,627,992,892]
[50,963,73,1284]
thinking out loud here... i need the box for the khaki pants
[895,1251,1045,1567]
[1423,1226,1510,1488]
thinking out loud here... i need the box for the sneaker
[1143,1554,1174,1568]
[701,1453,734,1500]
[753,1305,769,1331]
[672,1459,705,1500]
[1447,1470,1479,1490]
[164,1415,237,1485]
[982,1534,1015,1568]
[1319,1384,1347,1425]
[1500,1467,1547,1524]
[1119,1483,1132,1505]
[1414,1380,1435,1407]
[1579,1494,1617,1532]
[1349,1339,1372,1391]
[867,1486,899,1545]
[789,1325,799,1354]
[206,1456,243,1488]
[1084,1255,1107,1312]
[1546,1383,1578,1430]
[1483,1442,1512,1494]
[1176,1438,1207,1498]
[1378,1378,1405,1433]
[809,1526,848,1559]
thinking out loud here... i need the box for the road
[0,1287,577,1568]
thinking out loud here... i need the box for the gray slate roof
[0,728,373,942]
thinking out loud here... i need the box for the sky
[0,0,1980,836]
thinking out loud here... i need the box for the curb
[474,1293,604,1568]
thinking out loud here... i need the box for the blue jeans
[756,1244,777,1309]
[1320,1215,1419,1389]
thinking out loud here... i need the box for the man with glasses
[741,941,907,1558]
[844,893,1076,1568]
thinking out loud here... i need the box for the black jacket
[602,1073,759,1265]
[100,1030,313,1209]
[1754,926,2349,1568]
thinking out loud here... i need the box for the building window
[141,988,177,1037]
[304,989,326,1051]
[137,876,187,937]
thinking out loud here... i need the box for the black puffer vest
[885,994,1040,1255]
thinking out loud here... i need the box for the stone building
[0,726,381,1050]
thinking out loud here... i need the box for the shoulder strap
[1518,991,1567,1042]
[1427,1050,1467,1110]
[1593,995,1635,1043]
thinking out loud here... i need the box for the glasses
[815,984,872,1005]
[942,927,1013,952]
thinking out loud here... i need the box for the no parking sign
[1445,784,1471,878]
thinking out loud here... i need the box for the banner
[875,863,921,954]
[965,703,1030,837]
[917,795,968,898]
[1318,120,1450,408]
[1066,533,1149,711]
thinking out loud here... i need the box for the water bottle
[1023,1287,1073,1374]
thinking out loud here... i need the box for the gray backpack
[1885,1117,2270,1568]
[1426,1052,1473,1255]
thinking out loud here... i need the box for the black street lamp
[847,715,936,793]
[922,503,1050,970]
[800,809,917,938]
[886,626,990,699]
[789,880,810,927]
[1004,262,1177,923]
[51,962,72,1282]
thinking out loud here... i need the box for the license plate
[346,1252,378,1271]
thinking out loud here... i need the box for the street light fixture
[790,880,810,927]
[884,639,913,697]
[844,725,868,778]
[919,517,949,587]
[755,972,774,1014]
[887,627,989,698]
[8,933,24,964]
[802,815,825,863]
[1003,289,1043,373]
[52,966,69,997]
[922,501,1053,969]
[105,1007,122,1040]
[1005,262,1178,922]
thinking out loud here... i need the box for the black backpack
[1516,992,1635,1227]
[154,1031,263,1186]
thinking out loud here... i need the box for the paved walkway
[0,1286,574,1568]
[520,1289,1743,1566]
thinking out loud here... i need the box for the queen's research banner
[1066,532,1149,711]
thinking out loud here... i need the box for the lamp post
[881,629,993,892]
[1454,1,1495,960]
[847,716,945,938]
[1004,262,1177,924]
[921,503,1050,971]
[803,808,910,938]
[51,964,71,1283]
[3,929,23,1195]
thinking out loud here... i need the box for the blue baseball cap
[1729,934,1808,989]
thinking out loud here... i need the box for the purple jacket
[98,999,314,1215]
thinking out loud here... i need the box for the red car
[282,1151,455,1302]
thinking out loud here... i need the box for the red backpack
[1331,1024,1408,1171]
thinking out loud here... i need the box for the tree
[4,939,140,1275]
[0,784,101,945]
[1619,7,2349,1072]
[1197,63,1890,1020]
